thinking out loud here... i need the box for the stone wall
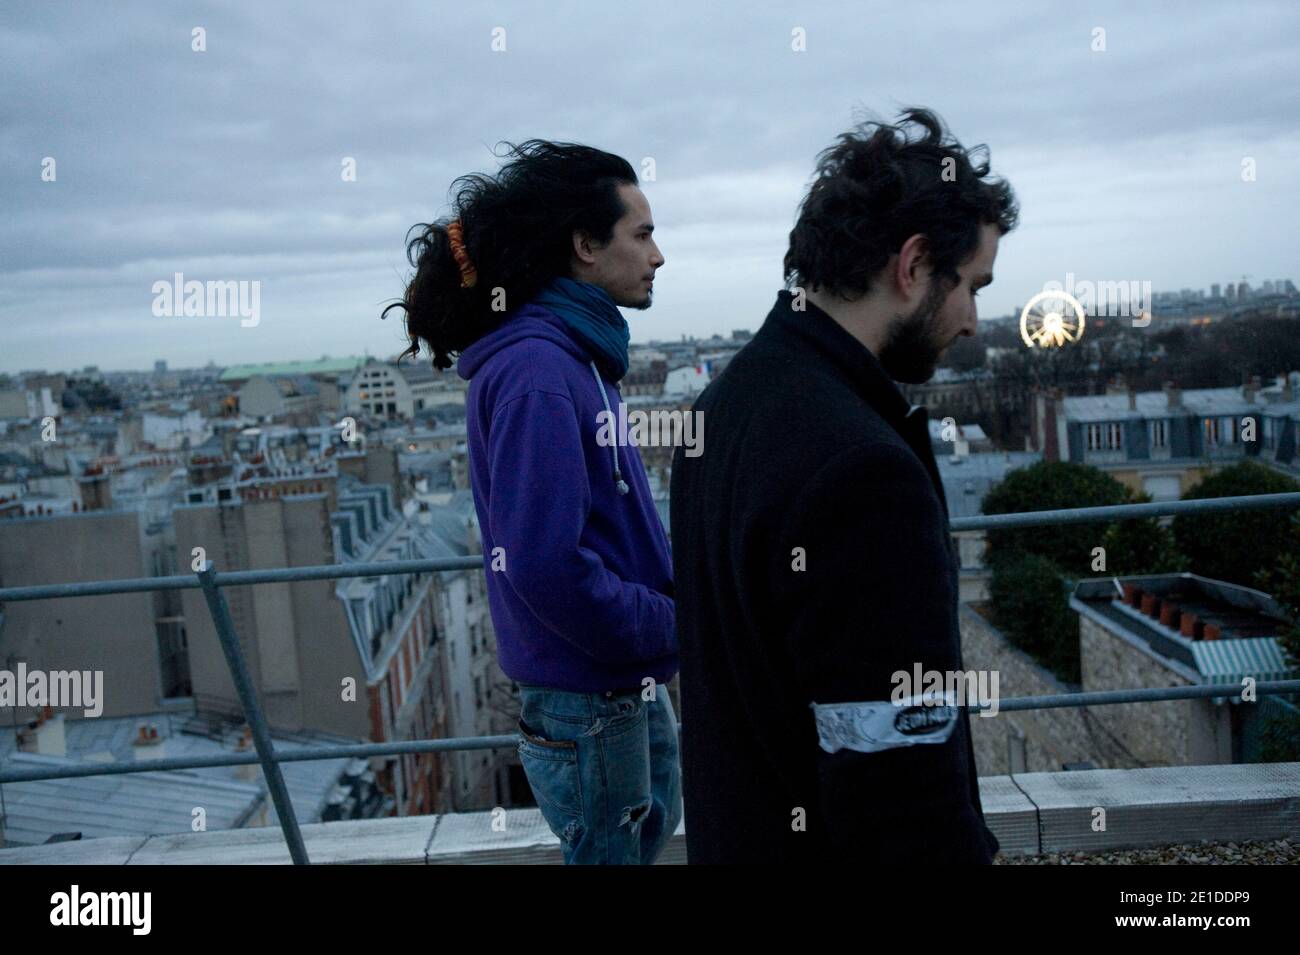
[959,603,1144,775]
[1078,611,1231,766]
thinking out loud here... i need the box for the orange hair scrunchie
[446,219,478,289]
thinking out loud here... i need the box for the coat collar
[761,289,949,521]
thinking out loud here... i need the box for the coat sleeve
[484,388,676,664]
[773,442,993,862]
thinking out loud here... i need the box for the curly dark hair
[784,107,1019,301]
[384,140,638,370]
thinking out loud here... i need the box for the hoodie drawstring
[589,360,630,496]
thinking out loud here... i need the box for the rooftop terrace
[3,490,1299,863]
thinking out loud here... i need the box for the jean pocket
[517,718,584,822]
[600,694,649,737]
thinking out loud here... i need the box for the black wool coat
[670,289,1000,864]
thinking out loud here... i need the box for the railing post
[196,562,310,865]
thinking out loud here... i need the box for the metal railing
[2,491,1300,864]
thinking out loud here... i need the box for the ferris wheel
[1019,290,1086,348]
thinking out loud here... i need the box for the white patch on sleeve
[810,690,958,755]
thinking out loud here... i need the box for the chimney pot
[1203,622,1222,641]
[1180,613,1199,637]
[1140,593,1159,617]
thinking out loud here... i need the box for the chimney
[1123,583,1142,607]
[1159,602,1180,629]
[1180,613,1201,639]
[1164,382,1182,409]
[131,722,167,761]
[28,709,67,756]
[234,725,259,781]
[1203,622,1222,642]
[1140,592,1159,617]
[78,465,113,511]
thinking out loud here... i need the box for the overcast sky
[2,1,1297,376]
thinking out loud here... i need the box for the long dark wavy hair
[384,140,638,370]
[784,107,1019,300]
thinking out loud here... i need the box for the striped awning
[1191,637,1293,686]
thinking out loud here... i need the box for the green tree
[1254,511,1300,671]
[1250,513,1300,761]
[981,460,1131,576]
[1099,492,1185,576]
[987,551,1080,684]
[1172,461,1300,588]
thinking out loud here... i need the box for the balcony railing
[2,491,1300,864]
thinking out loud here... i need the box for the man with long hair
[386,141,677,864]
[670,108,1018,863]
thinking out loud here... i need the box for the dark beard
[614,288,653,311]
[877,277,948,384]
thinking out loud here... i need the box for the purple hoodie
[455,302,678,693]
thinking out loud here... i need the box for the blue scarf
[531,276,631,381]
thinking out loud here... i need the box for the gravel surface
[996,838,1299,864]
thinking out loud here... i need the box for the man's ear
[571,229,599,266]
[895,233,932,300]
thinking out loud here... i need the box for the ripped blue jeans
[515,682,682,865]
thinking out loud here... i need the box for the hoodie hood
[456,303,590,381]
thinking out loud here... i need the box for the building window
[1205,417,1236,446]
[1149,418,1167,448]
[1086,422,1122,451]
